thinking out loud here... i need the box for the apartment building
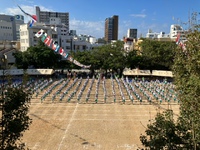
[104,15,118,42]
[36,6,69,33]
[127,28,137,39]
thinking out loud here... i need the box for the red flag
[176,33,180,44]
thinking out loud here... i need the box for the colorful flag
[41,33,47,42]
[35,29,44,38]
[34,29,91,68]
[59,47,64,55]
[52,42,59,52]
[43,36,51,45]
[29,19,36,27]
[175,32,187,51]
[175,33,180,45]
[62,52,68,58]
[52,41,58,50]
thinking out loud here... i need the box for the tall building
[127,29,137,39]
[36,6,69,32]
[104,15,118,42]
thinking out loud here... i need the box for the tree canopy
[139,39,176,70]
[13,38,178,72]
[140,31,200,150]
[1,74,32,149]
[172,30,200,149]
[140,110,184,150]
[14,41,62,69]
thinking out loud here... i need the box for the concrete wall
[0,69,54,76]
[123,68,173,77]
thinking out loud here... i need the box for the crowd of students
[0,74,178,104]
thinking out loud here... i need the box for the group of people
[25,75,178,104]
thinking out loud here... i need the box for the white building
[145,24,187,42]
[72,34,100,51]
[0,14,24,41]
[170,24,186,41]
[20,22,101,52]
[74,34,97,44]
[123,37,133,52]
[88,36,97,44]
[146,29,159,39]
[19,22,71,52]
[146,29,172,41]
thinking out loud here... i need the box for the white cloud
[18,0,34,4]
[141,9,146,13]
[4,5,53,23]
[130,14,146,18]
[130,9,147,18]
[5,5,54,15]
[18,0,34,3]
[70,19,104,38]
[6,5,35,16]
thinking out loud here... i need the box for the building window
[52,34,57,38]
[66,46,70,49]
[66,39,71,43]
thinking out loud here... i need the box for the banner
[35,29,91,68]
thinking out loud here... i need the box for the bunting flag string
[35,29,91,68]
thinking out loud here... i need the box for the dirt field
[22,101,179,150]
[21,78,180,150]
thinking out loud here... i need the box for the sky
[0,0,200,39]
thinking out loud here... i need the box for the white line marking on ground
[57,103,79,150]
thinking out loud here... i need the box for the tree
[140,110,183,150]
[13,51,29,69]
[1,75,32,150]
[139,39,176,70]
[126,50,145,69]
[172,30,200,149]
[140,31,200,150]
[93,41,126,77]
[70,41,127,76]
[72,50,93,69]
[14,41,62,69]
